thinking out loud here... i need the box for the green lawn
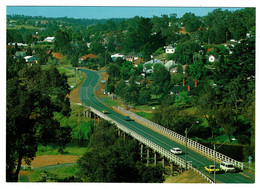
[135,111,153,120]
[99,96,123,107]
[36,145,87,156]
[28,164,78,182]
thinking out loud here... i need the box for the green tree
[77,121,164,182]
[107,63,121,80]
[54,30,71,53]
[90,42,105,55]
[139,88,151,105]
[153,66,171,95]
[180,12,202,33]
[173,40,200,65]
[189,61,207,80]
[6,72,71,181]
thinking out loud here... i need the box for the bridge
[78,69,254,183]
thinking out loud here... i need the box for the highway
[78,69,254,183]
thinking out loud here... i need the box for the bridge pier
[170,162,173,175]
[147,148,150,165]
[162,157,165,167]
[94,114,96,125]
[154,151,157,165]
[123,132,126,141]
[140,144,144,161]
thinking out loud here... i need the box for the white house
[164,60,176,70]
[111,53,125,61]
[164,45,176,54]
[11,43,28,47]
[24,56,38,63]
[44,37,56,43]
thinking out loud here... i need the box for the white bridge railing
[115,106,243,170]
[89,106,213,183]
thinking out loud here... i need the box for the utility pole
[185,128,188,170]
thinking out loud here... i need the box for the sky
[6,6,244,19]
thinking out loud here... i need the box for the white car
[170,147,182,155]
[220,162,236,172]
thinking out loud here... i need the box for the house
[170,64,187,74]
[164,60,176,70]
[44,37,56,43]
[125,55,138,62]
[111,53,124,61]
[80,53,98,60]
[170,79,197,95]
[79,53,98,63]
[24,56,38,63]
[164,45,176,54]
[15,51,26,58]
[11,43,28,47]
[144,59,163,65]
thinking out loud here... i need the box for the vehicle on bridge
[204,165,221,174]
[170,147,182,155]
[124,116,133,121]
[220,162,236,173]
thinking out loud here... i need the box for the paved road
[79,69,254,183]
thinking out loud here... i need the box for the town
[6,7,255,183]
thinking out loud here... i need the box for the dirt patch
[164,169,208,183]
[131,109,153,113]
[67,72,87,104]
[22,155,80,169]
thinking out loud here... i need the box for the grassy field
[99,96,123,107]
[135,111,153,120]
[27,163,78,182]
[36,145,87,156]
[7,24,41,30]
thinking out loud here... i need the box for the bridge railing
[115,106,243,170]
[89,106,213,184]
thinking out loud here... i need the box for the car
[204,165,221,174]
[124,116,133,121]
[102,109,108,114]
[220,162,236,173]
[170,147,182,155]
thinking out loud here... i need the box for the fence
[89,106,213,183]
[115,106,243,170]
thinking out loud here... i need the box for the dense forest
[6,7,255,182]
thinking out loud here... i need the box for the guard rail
[115,106,243,170]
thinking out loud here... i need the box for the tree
[54,30,71,53]
[189,61,207,80]
[107,63,121,80]
[6,65,71,181]
[153,66,171,95]
[139,88,151,105]
[173,40,200,65]
[193,83,218,139]
[215,104,236,141]
[90,42,105,55]
[77,121,164,182]
[180,13,202,33]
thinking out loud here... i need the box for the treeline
[7,14,126,27]
[7,8,255,64]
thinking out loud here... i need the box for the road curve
[78,69,254,184]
